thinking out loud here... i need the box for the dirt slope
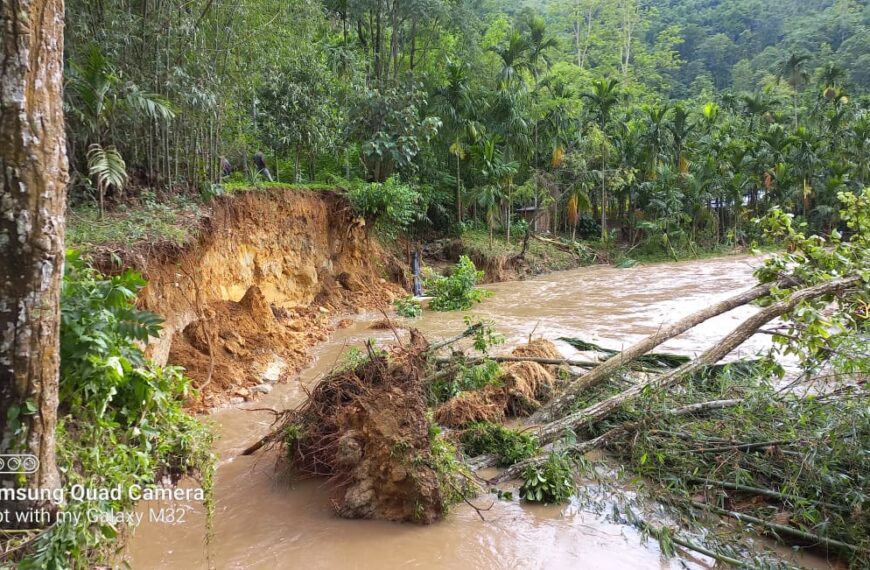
[93,188,406,407]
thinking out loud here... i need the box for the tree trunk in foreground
[533,276,859,447]
[531,281,781,422]
[0,0,68,526]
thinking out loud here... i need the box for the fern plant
[87,143,127,216]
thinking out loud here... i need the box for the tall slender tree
[0,0,67,525]
[583,77,620,240]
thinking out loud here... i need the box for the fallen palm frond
[559,337,690,369]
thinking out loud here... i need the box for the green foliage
[460,422,539,467]
[425,421,476,511]
[617,368,870,563]
[520,452,576,504]
[256,61,341,181]
[754,189,869,375]
[573,215,601,240]
[86,144,127,202]
[67,192,203,251]
[18,254,214,569]
[393,296,422,318]
[466,316,505,354]
[60,254,167,419]
[336,345,387,373]
[347,177,422,239]
[430,359,503,404]
[427,256,491,311]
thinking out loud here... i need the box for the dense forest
[64,0,870,251]
[1,1,869,568]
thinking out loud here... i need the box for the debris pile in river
[434,339,565,427]
[279,330,463,524]
[240,261,868,564]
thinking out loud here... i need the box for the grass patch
[67,193,203,251]
[222,181,337,193]
[460,421,539,466]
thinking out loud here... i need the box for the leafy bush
[18,254,214,569]
[520,452,576,504]
[574,215,601,240]
[347,176,421,239]
[430,359,502,403]
[426,256,491,311]
[466,316,505,354]
[460,422,539,466]
[393,295,422,318]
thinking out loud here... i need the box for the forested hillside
[63,0,868,258]
[533,0,870,95]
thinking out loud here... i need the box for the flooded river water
[126,256,827,569]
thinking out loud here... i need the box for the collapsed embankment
[90,188,407,408]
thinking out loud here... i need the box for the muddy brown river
[126,256,830,569]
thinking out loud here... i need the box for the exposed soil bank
[90,188,406,407]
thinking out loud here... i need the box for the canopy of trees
[62,0,870,249]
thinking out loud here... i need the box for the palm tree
[667,105,695,173]
[779,53,811,128]
[818,62,846,92]
[641,104,670,179]
[525,17,558,226]
[489,87,530,243]
[739,92,774,132]
[525,16,558,81]
[582,78,620,240]
[491,30,533,89]
[433,59,482,222]
[472,135,518,248]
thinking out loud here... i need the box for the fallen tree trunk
[531,280,784,423]
[533,276,859,446]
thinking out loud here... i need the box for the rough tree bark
[0,0,68,525]
[531,280,783,422]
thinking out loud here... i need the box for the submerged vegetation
[460,422,539,467]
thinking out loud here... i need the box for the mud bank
[91,188,406,406]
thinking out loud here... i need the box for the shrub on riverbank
[12,255,214,569]
[426,256,491,311]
